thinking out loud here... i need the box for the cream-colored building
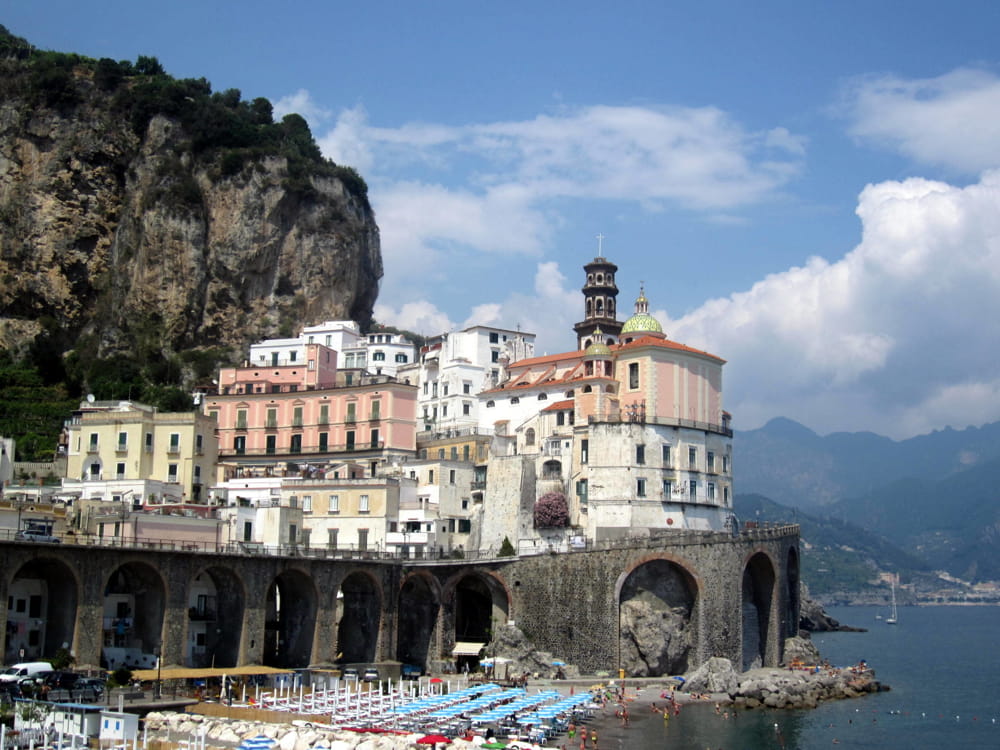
[62,400,219,506]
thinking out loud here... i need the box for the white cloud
[666,171,1000,438]
[843,68,1000,173]
[312,102,805,315]
[272,89,331,126]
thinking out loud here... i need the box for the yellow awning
[451,642,486,656]
[131,665,293,681]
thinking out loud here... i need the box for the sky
[7,1,1000,440]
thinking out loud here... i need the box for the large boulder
[682,656,739,696]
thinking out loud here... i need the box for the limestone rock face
[0,65,381,360]
[782,634,821,665]
[619,597,693,676]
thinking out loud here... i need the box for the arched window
[486,400,495,408]
[537,393,547,400]
[510,397,520,404]
[525,428,535,446]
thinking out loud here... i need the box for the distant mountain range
[734,417,1000,592]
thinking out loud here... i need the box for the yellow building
[63,400,219,505]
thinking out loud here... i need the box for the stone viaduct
[0,525,799,676]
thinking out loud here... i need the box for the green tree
[498,536,515,557]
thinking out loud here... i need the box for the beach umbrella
[416,734,452,745]
[429,677,444,683]
[551,660,566,666]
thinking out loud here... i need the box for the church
[477,254,735,551]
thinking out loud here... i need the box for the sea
[590,605,1000,750]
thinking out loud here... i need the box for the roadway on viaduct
[0,526,799,676]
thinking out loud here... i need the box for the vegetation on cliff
[0,27,382,459]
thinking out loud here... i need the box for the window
[557,412,565,426]
[293,406,303,427]
[290,351,297,363]
[358,529,369,551]
[167,464,178,482]
[463,445,470,461]
[373,351,385,361]
[395,353,407,363]
[463,402,471,416]
[510,397,519,405]
[525,428,535,446]
[319,404,329,424]
[308,359,315,370]
[637,478,647,497]
[288,495,298,509]
[329,494,340,512]
[195,433,203,454]
[450,446,458,460]
[266,434,276,454]
[449,469,456,484]
[288,524,297,544]
[88,433,99,451]
[576,478,588,504]
[328,528,338,548]
[458,519,471,533]
[581,439,589,464]
[290,434,302,453]
[463,382,472,394]
[359,494,370,513]
[371,400,381,420]
[236,410,248,429]
[724,486,730,505]
[486,400,495,408]
[234,435,246,454]
[538,393,547,400]
[707,482,716,500]
[346,430,355,450]
[636,444,645,464]
[116,463,126,480]
[662,444,671,465]
[319,432,328,451]
[145,432,153,452]
[117,431,127,450]
[491,350,500,362]
[168,433,180,452]
[489,331,499,343]
[688,446,697,468]
[302,495,312,513]
[438,448,445,459]
[370,428,379,447]
[443,383,449,396]
[662,479,672,497]
[723,455,730,473]
[428,470,434,483]
[689,480,697,499]
[629,362,639,389]
[266,409,277,428]
[346,403,356,422]
[707,451,715,472]
[194,465,201,483]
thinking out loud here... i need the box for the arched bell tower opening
[574,251,622,348]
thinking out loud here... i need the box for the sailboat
[886,574,898,625]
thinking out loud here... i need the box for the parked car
[76,677,106,696]
[362,668,379,682]
[14,528,60,543]
[401,664,422,680]
[0,661,53,683]
[43,671,84,691]
[340,667,359,681]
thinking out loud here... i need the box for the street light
[153,646,162,700]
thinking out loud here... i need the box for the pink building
[205,344,418,476]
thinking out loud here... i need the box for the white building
[248,320,417,378]
[401,326,536,437]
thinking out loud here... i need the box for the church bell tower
[574,242,622,348]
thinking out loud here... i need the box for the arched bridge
[0,526,799,676]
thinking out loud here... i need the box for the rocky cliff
[0,37,381,368]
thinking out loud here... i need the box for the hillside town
[2,254,734,558]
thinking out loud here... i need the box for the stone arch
[785,545,800,638]
[396,572,440,671]
[264,568,318,668]
[187,566,246,668]
[445,571,510,668]
[102,561,167,671]
[617,557,699,677]
[336,570,382,665]
[5,557,79,664]
[742,551,777,670]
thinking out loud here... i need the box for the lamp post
[154,646,162,700]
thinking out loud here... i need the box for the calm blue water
[590,606,1000,749]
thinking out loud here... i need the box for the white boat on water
[886,574,898,625]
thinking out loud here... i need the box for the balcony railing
[588,414,733,437]
[220,441,386,457]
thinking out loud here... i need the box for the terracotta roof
[614,335,725,363]
[542,399,575,411]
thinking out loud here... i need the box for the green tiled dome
[621,311,663,334]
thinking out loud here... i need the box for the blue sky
[8,1,1000,439]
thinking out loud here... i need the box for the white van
[0,662,53,683]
